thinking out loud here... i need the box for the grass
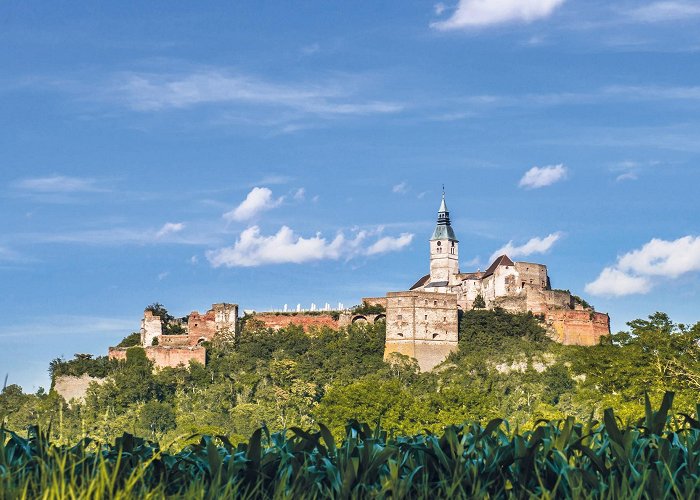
[1,392,699,498]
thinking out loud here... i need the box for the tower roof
[430,192,458,241]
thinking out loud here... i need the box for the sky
[2,0,700,391]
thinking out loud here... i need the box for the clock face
[436,241,441,246]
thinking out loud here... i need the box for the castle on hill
[380,193,610,370]
[107,193,609,373]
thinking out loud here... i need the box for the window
[443,300,446,305]
[424,300,428,305]
[433,300,437,306]
[436,241,441,246]
[424,314,427,320]
[432,333,439,339]
[397,314,402,320]
[443,316,446,322]
[398,332,404,337]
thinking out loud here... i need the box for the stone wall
[384,290,458,371]
[545,310,610,346]
[54,374,106,403]
[251,313,339,331]
[141,311,162,347]
[108,346,206,368]
[361,297,388,308]
[514,262,549,290]
[157,334,191,347]
[188,303,238,341]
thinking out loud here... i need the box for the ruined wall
[493,293,528,313]
[54,374,106,403]
[384,291,458,371]
[252,313,339,332]
[188,310,218,340]
[337,312,386,328]
[361,297,388,308]
[157,334,191,347]
[545,310,610,346]
[140,311,162,347]
[108,346,206,368]
[514,262,548,290]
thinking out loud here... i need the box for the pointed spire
[431,190,457,241]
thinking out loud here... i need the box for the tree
[472,293,486,309]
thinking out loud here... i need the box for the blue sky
[2,0,700,391]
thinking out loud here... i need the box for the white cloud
[585,236,700,296]
[207,225,414,267]
[366,233,414,255]
[114,70,403,116]
[519,164,567,189]
[13,175,102,193]
[617,236,700,278]
[629,1,700,22]
[431,0,565,30]
[490,232,561,262]
[293,188,306,201]
[392,181,408,194]
[616,171,638,182]
[434,2,447,15]
[584,267,652,297]
[155,222,185,238]
[224,187,284,222]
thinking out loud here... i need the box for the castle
[105,194,609,373]
[382,193,610,370]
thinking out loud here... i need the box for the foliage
[472,293,486,309]
[48,354,118,383]
[2,394,700,498]
[351,301,386,315]
[116,332,141,347]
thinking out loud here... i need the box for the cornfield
[1,393,699,499]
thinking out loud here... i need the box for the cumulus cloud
[155,222,185,238]
[366,233,414,255]
[585,235,700,296]
[13,175,102,193]
[392,181,408,194]
[584,267,651,297]
[293,188,306,201]
[490,232,561,262]
[519,164,567,189]
[629,1,700,22]
[207,226,414,267]
[224,187,284,222]
[431,0,565,30]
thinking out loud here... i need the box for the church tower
[428,192,459,287]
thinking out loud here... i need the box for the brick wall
[251,313,339,331]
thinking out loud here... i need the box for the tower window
[424,314,427,320]
[433,300,437,306]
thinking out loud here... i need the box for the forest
[2,309,699,449]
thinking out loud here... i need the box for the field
[2,392,699,499]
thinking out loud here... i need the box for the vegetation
[351,301,386,315]
[4,309,700,488]
[472,293,486,309]
[2,393,699,498]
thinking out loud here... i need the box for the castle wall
[361,297,388,308]
[251,313,339,331]
[108,346,206,368]
[515,262,548,290]
[545,310,610,346]
[54,374,106,404]
[157,334,192,347]
[141,311,162,347]
[384,291,458,371]
[188,303,238,342]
